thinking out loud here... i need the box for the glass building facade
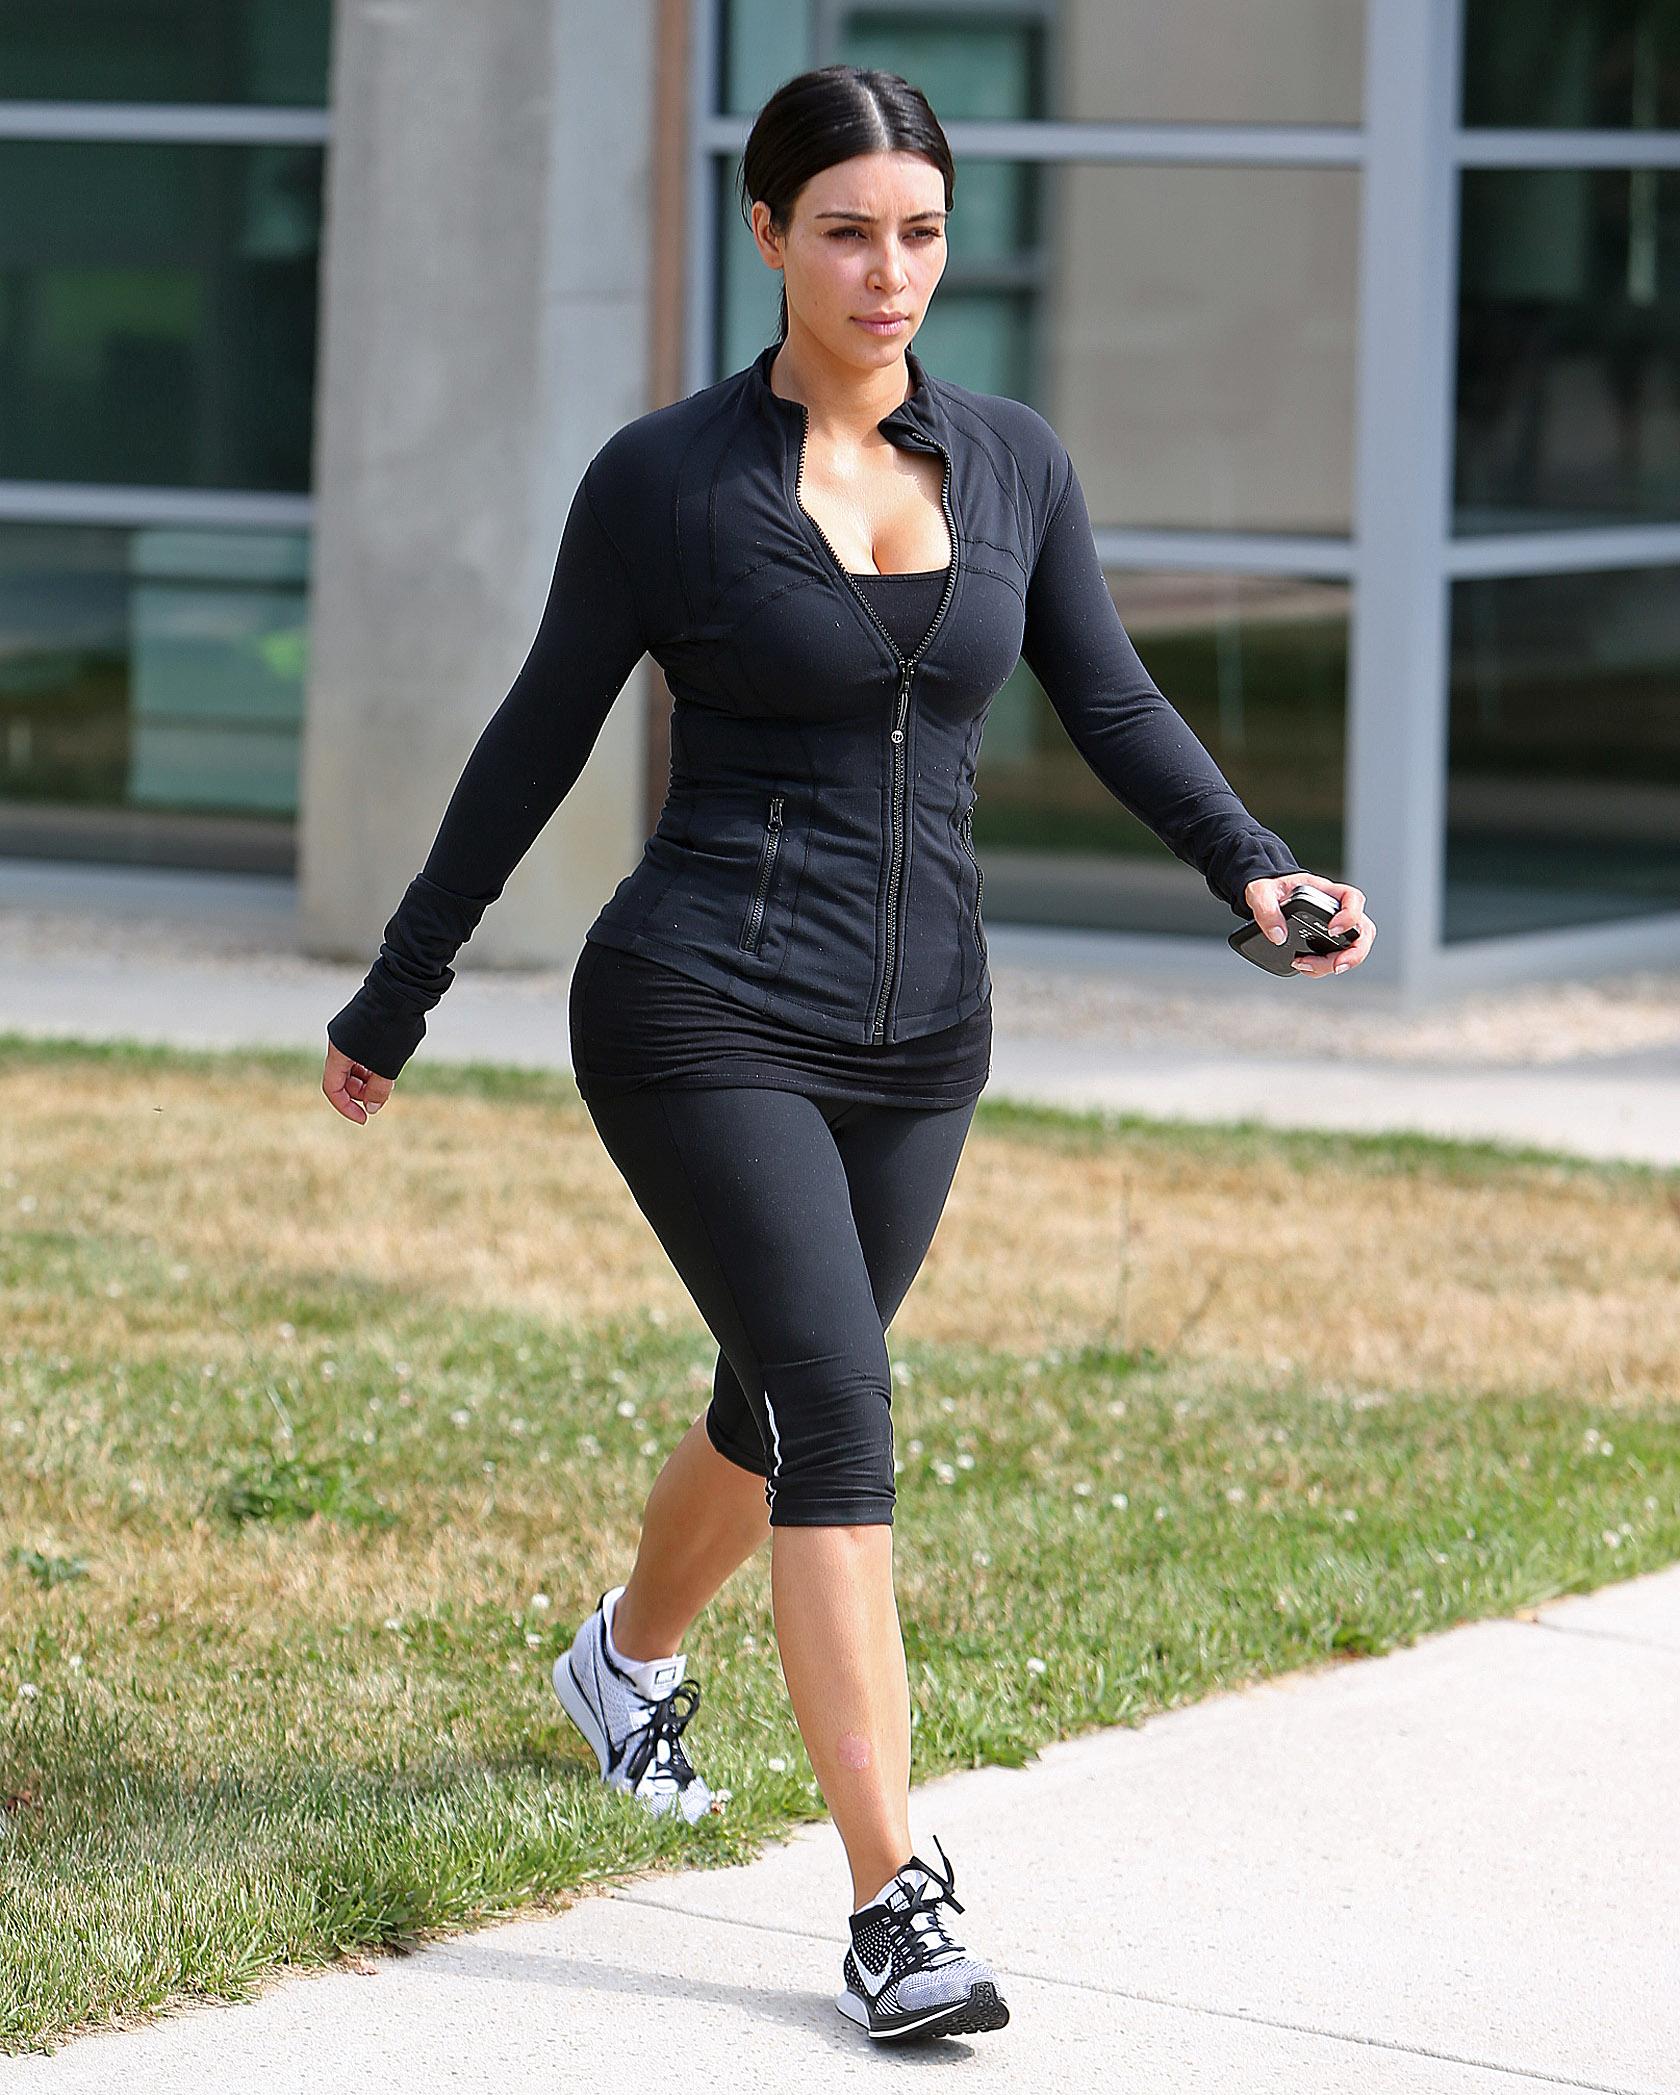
[1450,0,1680,943]
[2,0,1677,985]
[694,0,1680,966]
[0,3,328,870]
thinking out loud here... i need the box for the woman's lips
[854,315,909,335]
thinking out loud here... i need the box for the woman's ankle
[608,1583,682,1663]
[850,1852,913,1911]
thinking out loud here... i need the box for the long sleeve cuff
[325,872,496,1080]
[1209,831,1313,918]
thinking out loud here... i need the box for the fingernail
[1333,960,1350,973]
[1268,926,1286,944]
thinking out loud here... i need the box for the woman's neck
[768,330,914,446]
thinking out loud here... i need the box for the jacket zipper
[740,791,785,951]
[793,412,959,1043]
[959,793,984,947]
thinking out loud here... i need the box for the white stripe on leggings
[762,1382,783,1512]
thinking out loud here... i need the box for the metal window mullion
[697,112,1363,167]
[1348,0,1465,999]
[0,483,312,529]
[1454,127,1680,169]
[1448,523,1680,578]
[0,101,330,144]
[686,0,724,397]
[1091,528,1354,578]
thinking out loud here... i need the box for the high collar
[748,337,945,443]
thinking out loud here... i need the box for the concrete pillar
[297,0,660,968]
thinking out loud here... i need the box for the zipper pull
[890,666,911,745]
[768,793,784,828]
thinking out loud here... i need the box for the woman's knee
[704,1396,771,1480]
[759,1352,897,1527]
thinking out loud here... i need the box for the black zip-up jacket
[327,339,1306,1079]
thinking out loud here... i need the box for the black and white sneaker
[551,1583,721,1824]
[836,1835,1010,2041]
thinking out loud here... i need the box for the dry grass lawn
[5,1047,1675,1408]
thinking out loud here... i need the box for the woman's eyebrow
[814,209,947,223]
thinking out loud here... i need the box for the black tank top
[570,567,991,1108]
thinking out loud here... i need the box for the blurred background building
[0,0,1675,998]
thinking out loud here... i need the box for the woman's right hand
[322,1040,395,1124]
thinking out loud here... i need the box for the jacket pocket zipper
[740,793,785,952]
[958,795,984,946]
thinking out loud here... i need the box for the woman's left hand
[1243,873,1374,978]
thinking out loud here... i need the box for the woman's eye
[827,228,942,240]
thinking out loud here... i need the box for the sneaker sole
[836,1980,1010,2041]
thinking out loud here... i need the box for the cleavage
[799,437,950,576]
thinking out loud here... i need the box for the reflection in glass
[719,0,1363,125]
[0,0,333,107]
[979,571,1347,935]
[0,141,323,493]
[715,156,1359,536]
[1464,0,1680,130]
[1456,168,1680,531]
[0,523,308,868]
[1446,566,1680,940]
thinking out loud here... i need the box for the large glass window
[1463,0,1680,131]
[1445,564,1680,940]
[978,570,1347,931]
[0,139,323,493]
[1455,166,1680,531]
[0,522,308,869]
[718,158,1360,537]
[719,0,1364,126]
[1,0,333,108]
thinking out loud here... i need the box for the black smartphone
[1229,880,1359,976]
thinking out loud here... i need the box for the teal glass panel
[718,0,1364,124]
[1456,167,1680,530]
[716,3,1043,392]
[1445,566,1680,940]
[1464,0,1680,129]
[0,0,333,107]
[718,0,815,114]
[0,139,323,491]
[0,522,308,858]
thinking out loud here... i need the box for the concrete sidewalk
[13,1565,1679,2091]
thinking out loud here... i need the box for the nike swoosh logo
[853,1947,894,1999]
[585,1635,633,1770]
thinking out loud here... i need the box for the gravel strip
[984,958,1680,1066]
[5,900,1679,1069]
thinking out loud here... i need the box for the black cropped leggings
[581,1085,979,1526]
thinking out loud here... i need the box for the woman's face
[752,150,949,368]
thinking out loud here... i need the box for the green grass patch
[1,1035,1676,2052]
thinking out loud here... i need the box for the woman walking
[322,64,1372,2044]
